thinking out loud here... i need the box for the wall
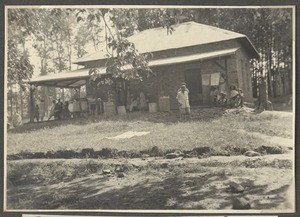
[84,38,256,109]
[235,45,254,102]
[158,55,237,109]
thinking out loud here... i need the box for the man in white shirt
[176,82,190,121]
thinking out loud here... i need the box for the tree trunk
[20,88,24,118]
[29,88,35,123]
[267,51,274,98]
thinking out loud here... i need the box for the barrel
[73,101,81,112]
[80,101,88,112]
[103,102,115,116]
[149,102,158,113]
[117,106,126,115]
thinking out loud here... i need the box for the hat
[181,82,186,86]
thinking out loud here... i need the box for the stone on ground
[244,150,261,157]
[229,181,245,193]
[232,197,251,209]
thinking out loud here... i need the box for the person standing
[48,100,56,120]
[176,82,190,121]
[56,99,63,119]
[257,77,270,110]
[139,91,148,111]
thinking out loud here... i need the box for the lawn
[6,107,295,211]
[7,107,293,156]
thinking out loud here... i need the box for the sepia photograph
[4,5,295,213]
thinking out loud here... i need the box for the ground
[6,107,294,211]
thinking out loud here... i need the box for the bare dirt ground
[7,152,293,210]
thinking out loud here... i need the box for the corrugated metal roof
[28,67,106,88]
[148,47,239,67]
[74,21,259,64]
[28,48,238,87]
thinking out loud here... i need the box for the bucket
[149,102,158,113]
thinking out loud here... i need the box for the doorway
[184,68,203,106]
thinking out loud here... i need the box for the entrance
[184,68,203,106]
[185,69,222,106]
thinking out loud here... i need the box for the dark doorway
[184,68,203,106]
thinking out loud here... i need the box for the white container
[117,106,126,115]
[68,103,74,113]
[149,102,158,113]
[103,102,115,116]
[80,101,88,112]
[73,101,81,112]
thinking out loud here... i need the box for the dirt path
[7,152,293,211]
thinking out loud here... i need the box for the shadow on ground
[6,167,291,210]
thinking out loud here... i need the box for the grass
[6,107,294,210]
[7,108,293,156]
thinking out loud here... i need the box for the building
[28,21,259,113]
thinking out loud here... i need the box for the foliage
[7,9,34,87]
[7,7,293,95]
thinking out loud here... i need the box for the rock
[102,169,111,175]
[232,147,249,154]
[141,154,150,158]
[81,148,94,158]
[256,145,284,154]
[98,148,118,159]
[232,197,251,209]
[117,172,125,178]
[184,154,191,158]
[263,145,283,154]
[149,146,163,157]
[115,166,125,173]
[193,147,211,156]
[174,150,184,157]
[161,162,169,169]
[166,153,180,159]
[229,181,245,193]
[244,151,261,157]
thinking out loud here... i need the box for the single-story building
[28,21,259,114]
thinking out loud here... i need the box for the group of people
[127,91,148,112]
[33,99,70,122]
[210,85,244,108]
[176,82,245,121]
[48,99,70,121]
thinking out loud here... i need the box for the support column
[29,85,36,123]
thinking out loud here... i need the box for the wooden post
[224,58,230,96]
[29,85,36,123]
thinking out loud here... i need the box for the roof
[28,47,238,87]
[28,67,106,88]
[74,21,259,64]
[149,47,239,67]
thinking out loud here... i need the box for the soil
[6,152,294,211]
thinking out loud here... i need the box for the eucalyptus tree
[7,8,34,117]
